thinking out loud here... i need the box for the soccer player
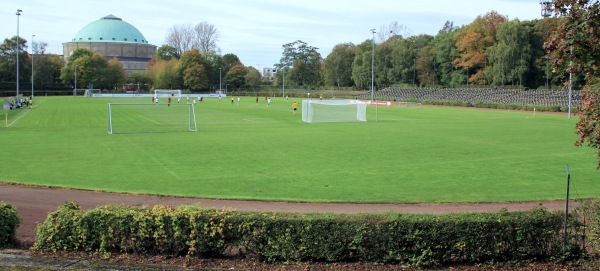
[231,97,234,104]
[186,94,190,103]
[292,101,298,115]
[155,96,159,105]
[237,96,241,105]
[193,98,197,106]
[267,97,271,107]
[168,95,172,107]
[177,97,181,104]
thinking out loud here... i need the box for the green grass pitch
[1,96,598,203]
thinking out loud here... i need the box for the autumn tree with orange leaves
[545,0,600,168]
[453,11,505,85]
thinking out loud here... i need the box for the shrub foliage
[0,201,22,248]
[34,202,576,267]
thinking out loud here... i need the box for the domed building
[63,14,157,76]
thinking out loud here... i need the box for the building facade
[63,14,157,75]
[263,67,277,81]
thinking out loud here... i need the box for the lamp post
[16,9,22,99]
[31,34,35,98]
[370,29,376,101]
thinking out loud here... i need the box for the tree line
[0,9,585,93]
[312,12,572,90]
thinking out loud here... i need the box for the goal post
[108,103,197,134]
[302,99,367,123]
[154,89,182,98]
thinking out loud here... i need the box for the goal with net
[83,89,102,97]
[302,99,367,123]
[107,103,197,134]
[154,89,182,98]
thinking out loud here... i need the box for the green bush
[34,203,576,267]
[33,201,84,252]
[0,201,21,248]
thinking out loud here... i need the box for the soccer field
[1,96,598,203]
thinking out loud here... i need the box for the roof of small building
[71,14,150,44]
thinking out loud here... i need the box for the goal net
[154,89,182,98]
[83,89,102,97]
[302,99,367,123]
[107,103,197,134]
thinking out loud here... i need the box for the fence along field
[0,96,598,203]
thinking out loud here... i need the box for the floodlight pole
[16,9,22,99]
[31,34,34,99]
[282,67,285,98]
[370,29,376,101]
[219,68,222,94]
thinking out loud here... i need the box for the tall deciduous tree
[278,40,322,87]
[351,40,373,89]
[487,19,531,87]
[156,45,180,61]
[454,11,506,85]
[416,46,436,86]
[0,36,30,85]
[179,49,208,91]
[165,23,195,56]
[147,58,180,89]
[244,66,262,88]
[545,0,600,167]
[224,64,248,89]
[105,57,127,90]
[222,53,242,74]
[323,43,355,87]
[31,40,65,88]
[165,22,220,56]
[430,21,461,87]
[60,48,112,89]
[193,22,220,54]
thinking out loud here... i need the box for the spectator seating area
[359,87,581,108]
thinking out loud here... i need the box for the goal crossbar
[154,89,182,98]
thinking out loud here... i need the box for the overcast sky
[2,0,543,71]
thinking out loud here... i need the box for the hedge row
[0,201,21,248]
[33,202,574,267]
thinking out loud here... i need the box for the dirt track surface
[0,183,574,245]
